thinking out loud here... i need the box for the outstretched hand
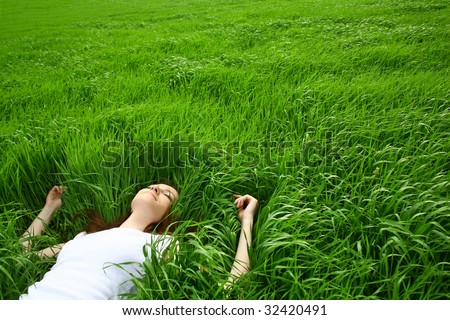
[233,194,258,223]
[226,194,258,286]
[45,186,67,210]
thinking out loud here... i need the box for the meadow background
[0,0,449,299]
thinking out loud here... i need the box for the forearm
[20,205,58,251]
[37,243,65,259]
[229,218,253,281]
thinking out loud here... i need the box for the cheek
[159,198,172,212]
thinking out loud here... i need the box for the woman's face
[131,184,179,223]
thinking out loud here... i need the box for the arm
[20,186,65,256]
[226,194,258,287]
[37,243,65,259]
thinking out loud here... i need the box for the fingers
[235,197,244,209]
[234,194,255,201]
[233,195,243,208]
[233,194,257,209]
[53,186,67,194]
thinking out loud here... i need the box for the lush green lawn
[0,0,449,299]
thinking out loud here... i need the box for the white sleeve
[73,231,87,240]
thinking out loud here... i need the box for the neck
[120,210,156,231]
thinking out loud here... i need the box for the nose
[150,185,159,195]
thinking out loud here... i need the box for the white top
[20,227,173,300]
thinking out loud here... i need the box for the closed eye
[163,191,173,202]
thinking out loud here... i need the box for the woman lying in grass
[19,184,257,299]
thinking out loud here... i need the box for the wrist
[43,203,59,213]
[241,217,254,226]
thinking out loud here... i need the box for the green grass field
[0,0,449,299]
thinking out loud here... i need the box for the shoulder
[146,233,177,253]
[148,233,174,244]
[73,231,87,240]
